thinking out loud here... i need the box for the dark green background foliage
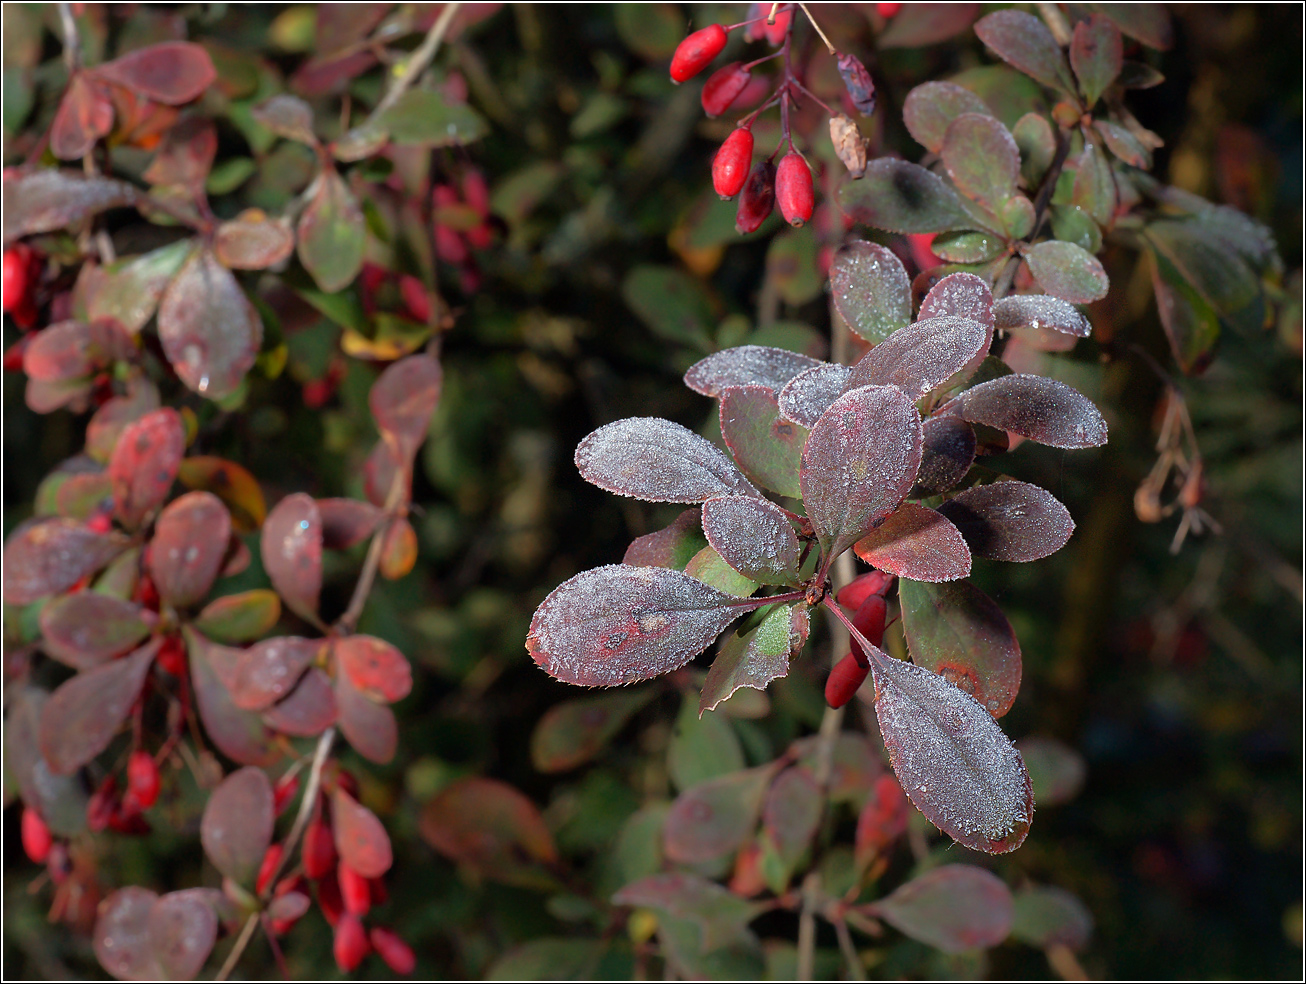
[3,4,1301,980]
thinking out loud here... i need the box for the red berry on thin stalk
[371,927,417,975]
[3,245,31,313]
[333,914,371,972]
[21,807,52,864]
[256,843,284,896]
[156,635,186,676]
[273,772,300,816]
[764,7,793,46]
[735,160,776,234]
[849,594,887,665]
[338,860,372,916]
[825,651,870,708]
[712,127,754,199]
[303,814,337,879]
[775,151,814,227]
[126,750,161,810]
[701,62,752,118]
[670,24,728,83]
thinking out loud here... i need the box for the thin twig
[799,4,837,55]
[1036,2,1073,46]
[834,916,867,981]
[336,461,412,634]
[369,2,463,120]
[796,871,821,981]
[57,3,81,72]
[214,912,260,983]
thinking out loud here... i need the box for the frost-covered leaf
[918,271,995,327]
[1024,240,1109,304]
[148,890,218,981]
[899,578,1022,718]
[332,786,393,878]
[1011,884,1094,950]
[903,81,993,154]
[853,502,971,582]
[575,418,758,503]
[92,42,216,104]
[260,493,322,621]
[1070,15,1123,107]
[1079,2,1172,50]
[953,373,1107,449]
[262,667,337,737]
[930,230,1006,264]
[871,864,1014,953]
[201,767,273,887]
[149,492,231,608]
[187,629,276,766]
[370,353,442,464]
[837,159,974,234]
[39,640,158,775]
[3,518,128,604]
[335,670,397,763]
[719,386,807,499]
[215,209,295,270]
[701,496,800,585]
[847,315,989,402]
[800,386,922,560]
[937,480,1074,561]
[1014,735,1087,806]
[701,603,810,714]
[82,241,192,336]
[335,634,411,703]
[683,345,820,398]
[419,777,557,886]
[663,764,778,864]
[777,363,851,429]
[942,114,1020,210]
[992,294,1091,337]
[95,887,161,980]
[974,9,1075,92]
[2,169,137,244]
[829,241,912,344]
[297,167,364,292]
[39,593,151,669]
[623,508,705,569]
[531,687,657,773]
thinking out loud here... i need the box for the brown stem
[335,457,411,635]
[796,871,821,980]
[369,3,462,120]
[57,3,80,72]
[214,912,259,983]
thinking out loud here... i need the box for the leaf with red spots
[334,635,411,703]
[176,456,266,532]
[186,629,276,767]
[94,887,162,980]
[39,593,152,670]
[332,786,392,878]
[701,602,810,714]
[701,496,800,586]
[148,890,218,981]
[719,386,807,499]
[526,565,744,687]
[418,777,557,886]
[1,518,127,604]
[369,354,443,465]
[50,73,114,160]
[262,667,337,737]
[663,763,779,864]
[847,315,990,402]
[683,345,821,398]
[869,864,1014,953]
[952,373,1107,449]
[214,209,295,270]
[201,767,273,887]
[92,42,216,104]
[530,687,657,773]
[853,502,971,582]
[148,492,231,608]
[335,670,397,764]
[259,493,322,622]
[937,480,1075,561]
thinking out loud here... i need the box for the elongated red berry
[338,860,371,916]
[334,914,370,972]
[836,571,896,611]
[22,807,52,864]
[273,773,300,816]
[776,151,814,227]
[826,651,870,708]
[735,160,776,234]
[303,814,337,880]
[701,62,751,118]
[713,127,754,199]
[317,870,344,927]
[849,595,887,665]
[370,927,417,975]
[126,750,161,810]
[764,7,793,46]
[3,245,31,313]
[670,24,727,83]
[877,2,902,17]
[256,844,284,896]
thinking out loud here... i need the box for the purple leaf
[148,492,232,608]
[871,864,1014,953]
[526,565,743,687]
[109,408,185,529]
[1070,15,1123,106]
[1024,240,1109,304]
[332,786,393,878]
[777,362,852,429]
[92,42,216,104]
[683,345,821,398]
[7,688,89,836]
[663,763,779,864]
[878,3,980,48]
[1011,884,1094,950]
[227,636,321,711]
[719,386,807,499]
[50,74,114,160]
[701,602,810,714]
[853,502,971,582]
[94,886,162,980]
[836,158,973,235]
[369,354,443,464]
[1096,119,1151,168]
[1082,2,1172,50]
[1071,143,1116,226]
[992,294,1091,337]
[761,766,822,877]
[251,94,318,145]
[260,493,322,621]
[23,319,132,384]
[2,518,127,604]
[575,418,759,504]
[847,315,990,402]
[952,373,1107,449]
[419,777,558,885]
[866,642,1032,852]
[937,480,1075,561]
[902,81,993,154]
[187,629,276,766]
[157,246,262,399]
[942,113,1021,210]
[318,497,384,550]
[142,117,218,193]
[297,167,365,292]
[913,414,977,495]
[1014,735,1087,806]
[262,667,337,737]
[39,640,158,775]
[2,169,137,244]
[830,241,912,344]
[335,670,397,763]
[530,687,657,773]
[214,210,295,270]
[918,271,995,327]
[622,508,705,570]
[800,385,923,560]
[86,378,162,462]
[899,577,1022,718]
[148,891,218,981]
[39,593,152,670]
[974,9,1076,92]
[701,496,800,585]
[200,767,273,887]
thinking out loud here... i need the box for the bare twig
[57,3,81,72]
[799,4,837,55]
[834,916,867,981]
[796,871,821,980]
[1036,2,1073,46]
[214,912,260,983]
[369,3,463,120]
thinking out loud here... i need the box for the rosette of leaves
[527,247,1106,854]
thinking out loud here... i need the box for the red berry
[257,843,284,897]
[462,169,490,217]
[273,773,300,816]
[333,914,371,972]
[670,24,728,84]
[825,651,870,708]
[338,860,372,916]
[701,62,752,118]
[156,635,186,676]
[835,571,896,611]
[21,807,52,864]
[775,151,814,227]
[434,224,468,265]
[303,815,337,880]
[398,275,432,323]
[712,127,754,200]
[2,244,31,313]
[126,750,161,810]
[316,870,344,927]
[877,2,902,17]
[764,7,793,46]
[370,927,417,975]
[735,160,776,234]
[85,512,113,534]
[431,184,460,209]
[849,595,887,665]
[3,335,31,372]
[465,223,493,250]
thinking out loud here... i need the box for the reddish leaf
[683,345,821,398]
[854,502,971,582]
[918,272,995,328]
[719,386,807,499]
[94,886,162,980]
[1071,143,1116,226]
[228,636,320,711]
[262,666,337,737]
[93,42,216,104]
[418,777,557,884]
[2,169,137,244]
[193,589,281,644]
[23,319,134,382]
[39,640,158,775]
[575,418,758,504]
[370,354,443,463]
[251,94,318,145]
[992,293,1091,337]
[51,73,114,160]
[317,4,395,54]
[1011,884,1094,950]
[214,209,295,269]
[701,603,810,714]
[176,456,266,532]
[318,498,384,549]
[1024,240,1109,304]
[148,891,218,981]
[260,493,322,621]
[1083,2,1172,50]
[855,774,910,865]
[148,492,232,608]
[292,51,378,98]
[791,732,883,804]
[526,565,743,687]
[7,688,90,837]
[913,415,978,496]
[39,593,152,669]
[1,518,127,604]
[187,629,276,767]
[332,787,393,878]
[800,385,923,560]
[157,246,262,399]
[902,81,993,155]
[847,315,989,402]
[201,767,274,887]
[86,378,161,463]
[297,167,364,292]
[363,440,401,507]
[25,377,93,415]
[952,374,1107,449]
[761,765,823,884]
[701,496,800,585]
[1070,15,1123,107]
[1014,735,1087,806]
[871,864,1014,953]
[334,635,412,703]
[974,9,1075,92]
[335,670,397,763]
[878,2,980,48]
[622,508,705,570]
[899,577,1022,718]
[937,480,1074,561]
[142,117,217,191]
[78,241,192,338]
[830,240,913,344]
[664,764,778,864]
[777,362,852,429]
[53,470,114,520]
[942,113,1021,211]
[530,686,657,773]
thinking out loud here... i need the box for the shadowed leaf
[664,764,779,864]
[854,503,971,582]
[176,456,266,532]
[370,354,443,463]
[623,508,705,570]
[903,81,993,154]
[1143,219,1260,317]
[2,169,137,244]
[878,3,981,48]
[830,241,912,344]
[148,891,218,981]
[719,386,808,498]
[1071,143,1116,226]
[684,346,820,398]
[701,496,800,585]
[621,265,714,349]
[837,159,973,234]
[668,693,745,791]
[251,94,317,144]
[193,590,281,644]
[333,786,393,877]
[761,766,822,879]
[612,873,763,953]
[701,603,810,713]
[226,636,320,710]
[335,635,411,703]
[1025,240,1109,304]
[2,518,127,604]
[260,493,322,621]
[871,865,1014,952]
[953,373,1107,448]
[1148,244,1220,374]
[81,241,192,336]
[262,667,337,736]
[777,362,851,429]
[531,687,657,773]
[201,767,273,887]
[215,209,295,269]
[791,732,883,804]
[187,629,276,766]
[1011,884,1094,950]
[6,689,90,836]
[297,167,364,292]
[148,492,231,608]
[94,887,161,980]
[855,774,910,865]
[992,294,1091,337]
[847,315,989,402]
[419,777,557,886]
[942,113,1020,210]
[51,73,114,160]
[85,379,161,465]
[335,670,397,763]
[318,498,383,549]
[974,9,1075,92]
[39,593,151,669]
[142,117,217,192]
[1079,2,1172,50]
[23,319,133,384]
[1014,735,1087,806]
[378,89,489,147]
[575,418,758,503]
[937,480,1075,561]
[93,42,216,104]
[1096,119,1151,168]
[1070,15,1123,106]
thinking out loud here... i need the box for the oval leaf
[95,887,161,981]
[530,686,657,773]
[701,603,810,714]
[872,864,1014,953]
[719,386,808,499]
[332,786,393,878]
[86,379,162,462]
[39,593,151,669]
[297,167,364,293]
[701,496,800,585]
[1011,884,1094,951]
[942,113,1020,210]
[148,891,218,981]
[260,493,322,621]
[974,9,1075,92]
[318,497,384,549]
[51,73,114,160]
[847,315,989,402]
[953,373,1107,449]
[992,293,1091,337]
[335,670,397,763]
[903,81,994,154]
[622,508,705,570]
[227,636,320,710]
[176,456,267,532]
[2,518,127,604]
[214,210,295,270]
[193,589,281,644]
[830,241,912,344]
[918,271,995,327]
[369,354,443,463]
[109,408,185,529]
[187,629,276,766]
[664,764,779,864]
[684,345,821,398]
[762,766,823,878]
[1070,15,1123,107]
[1014,735,1087,806]
[92,42,216,104]
[200,767,274,887]
[853,502,971,582]
[419,777,558,885]
[262,666,337,737]
[334,634,412,703]
[837,158,973,234]
[777,362,852,429]
[149,491,232,608]
[251,94,317,144]
[1024,240,1109,304]
[2,169,137,244]
[937,480,1074,561]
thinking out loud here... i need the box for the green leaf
[837,159,974,235]
[1070,15,1123,107]
[378,89,489,147]
[614,3,684,60]
[81,239,194,335]
[668,693,745,792]
[1071,144,1115,227]
[663,763,779,863]
[684,544,757,597]
[530,687,657,773]
[719,386,808,499]
[1049,203,1103,253]
[205,156,257,195]
[1147,245,1221,375]
[488,939,618,981]
[193,589,281,644]
[829,240,912,344]
[974,10,1076,93]
[942,113,1020,211]
[1011,885,1094,950]
[1024,240,1109,303]
[871,865,1014,953]
[1012,112,1056,188]
[621,265,714,349]
[701,603,810,714]
[1143,219,1260,317]
[297,167,365,293]
[930,230,1006,264]
[902,81,993,155]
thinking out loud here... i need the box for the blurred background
[3,3,1301,979]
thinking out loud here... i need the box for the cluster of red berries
[432,168,494,295]
[2,242,42,330]
[825,570,897,708]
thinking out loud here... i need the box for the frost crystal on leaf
[847,315,990,401]
[683,345,821,398]
[575,418,759,503]
[993,294,1092,337]
[777,363,852,428]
